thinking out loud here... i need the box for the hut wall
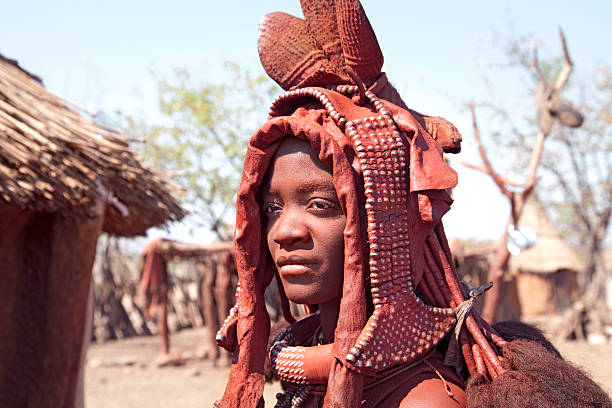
[516,272,554,316]
[498,278,522,321]
[0,205,103,407]
[515,269,578,316]
[455,252,521,321]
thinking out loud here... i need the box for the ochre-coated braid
[466,315,505,376]
[432,225,506,368]
[471,337,487,376]
[421,262,450,307]
[425,226,506,381]
[480,344,499,380]
[459,327,477,376]
[426,234,465,307]
[417,275,438,306]
[423,246,455,306]
[474,313,507,347]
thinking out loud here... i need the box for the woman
[215,1,611,407]
[261,135,466,407]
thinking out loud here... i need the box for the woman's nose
[272,209,310,246]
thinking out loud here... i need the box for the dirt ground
[85,327,612,407]
[85,328,282,407]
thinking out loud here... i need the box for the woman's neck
[318,298,341,344]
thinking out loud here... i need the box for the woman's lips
[276,256,317,277]
[278,263,315,276]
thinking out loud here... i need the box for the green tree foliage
[126,63,279,239]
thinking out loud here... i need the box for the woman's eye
[308,199,336,211]
[263,202,282,216]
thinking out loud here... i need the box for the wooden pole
[159,285,170,355]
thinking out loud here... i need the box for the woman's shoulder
[363,352,466,408]
[399,378,466,408]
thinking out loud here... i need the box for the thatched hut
[138,238,236,357]
[0,54,185,407]
[509,197,583,316]
[451,195,583,321]
[451,239,522,321]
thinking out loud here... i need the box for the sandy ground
[85,327,612,407]
[85,328,281,407]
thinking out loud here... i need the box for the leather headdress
[217,1,506,407]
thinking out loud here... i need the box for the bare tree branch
[603,167,612,210]
[446,157,523,187]
[591,144,606,186]
[531,47,549,86]
[548,164,593,233]
[522,131,546,192]
[470,104,513,198]
[554,28,574,90]
[560,132,596,210]
[473,101,523,137]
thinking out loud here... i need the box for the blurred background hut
[92,237,285,362]
[0,53,185,407]
[452,196,583,321]
[509,197,583,317]
[91,238,241,362]
[451,239,521,321]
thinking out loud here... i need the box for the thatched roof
[451,239,497,259]
[509,197,582,274]
[0,54,185,236]
[157,239,233,260]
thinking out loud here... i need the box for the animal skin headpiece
[216,1,506,407]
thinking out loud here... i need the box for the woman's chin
[285,288,331,306]
[281,278,343,307]
[286,293,320,305]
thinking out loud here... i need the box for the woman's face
[262,137,346,306]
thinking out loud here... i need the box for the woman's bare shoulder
[399,378,466,408]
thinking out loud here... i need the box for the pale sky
[2,0,611,244]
